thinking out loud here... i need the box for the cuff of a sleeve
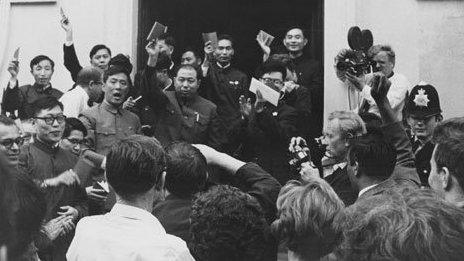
[64,41,74,47]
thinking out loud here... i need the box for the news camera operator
[335,44,410,121]
[289,111,365,206]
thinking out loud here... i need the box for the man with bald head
[60,66,104,118]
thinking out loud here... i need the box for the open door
[137,0,324,78]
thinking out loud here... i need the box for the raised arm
[194,144,281,223]
[61,16,82,82]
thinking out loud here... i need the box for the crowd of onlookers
[0,11,464,261]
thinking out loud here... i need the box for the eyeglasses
[261,78,284,86]
[65,138,86,145]
[35,115,66,125]
[0,137,24,149]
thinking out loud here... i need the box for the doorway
[137,0,324,77]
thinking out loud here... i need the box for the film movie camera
[336,26,377,76]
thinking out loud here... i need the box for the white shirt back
[66,203,195,261]
[59,85,90,118]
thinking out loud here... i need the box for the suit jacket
[136,66,226,150]
[244,102,299,184]
[324,167,357,206]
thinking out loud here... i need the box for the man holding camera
[336,45,410,121]
[289,111,364,206]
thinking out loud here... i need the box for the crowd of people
[0,12,464,261]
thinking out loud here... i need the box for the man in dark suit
[137,42,225,149]
[239,61,299,185]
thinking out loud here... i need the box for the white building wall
[0,0,137,95]
[325,0,464,121]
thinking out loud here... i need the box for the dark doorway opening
[137,0,324,77]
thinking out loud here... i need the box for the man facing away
[67,135,194,261]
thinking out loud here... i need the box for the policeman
[405,83,442,186]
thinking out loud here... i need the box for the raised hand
[204,41,214,61]
[238,95,252,119]
[254,90,266,113]
[7,60,19,79]
[370,73,391,102]
[256,35,270,61]
[288,136,308,153]
[145,41,160,57]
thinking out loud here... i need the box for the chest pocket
[95,124,117,153]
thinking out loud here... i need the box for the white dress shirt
[59,85,90,118]
[67,203,194,261]
[358,72,410,121]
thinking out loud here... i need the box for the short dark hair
[89,44,111,59]
[29,55,54,70]
[333,188,464,260]
[106,135,166,200]
[154,53,172,71]
[271,178,344,260]
[158,33,176,48]
[347,131,396,180]
[174,64,201,80]
[63,117,87,138]
[103,65,131,83]
[76,66,102,87]
[257,60,287,80]
[284,26,308,39]
[165,142,208,198]
[218,34,235,47]
[31,96,63,117]
[182,47,202,61]
[269,53,296,72]
[432,117,464,144]
[0,115,16,126]
[434,138,464,191]
[189,185,268,261]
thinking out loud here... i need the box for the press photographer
[334,27,410,121]
[289,111,367,206]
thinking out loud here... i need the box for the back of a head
[106,135,166,200]
[271,178,344,260]
[348,131,396,180]
[165,142,208,198]
[76,66,102,87]
[433,138,464,192]
[432,117,464,144]
[328,111,367,138]
[109,54,133,74]
[189,185,267,261]
[333,188,464,260]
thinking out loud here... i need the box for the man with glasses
[138,42,224,149]
[0,115,23,166]
[239,61,299,184]
[60,67,104,118]
[405,83,443,186]
[18,96,87,261]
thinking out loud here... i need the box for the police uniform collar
[101,100,123,115]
